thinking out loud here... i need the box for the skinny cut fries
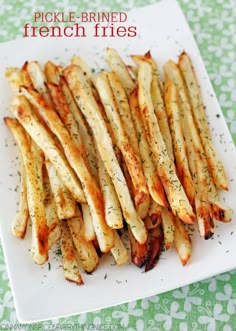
[129,88,167,208]
[164,59,232,232]
[164,80,195,206]
[111,231,129,266]
[137,60,195,224]
[4,48,232,284]
[20,86,114,252]
[60,220,84,284]
[5,117,48,264]
[11,158,29,239]
[81,203,96,242]
[93,72,149,209]
[132,53,173,161]
[161,208,175,250]
[64,65,147,244]
[174,217,191,266]
[98,153,123,229]
[106,47,135,96]
[42,165,61,249]
[67,208,99,273]
[45,160,76,220]
[178,52,228,190]
[10,95,85,203]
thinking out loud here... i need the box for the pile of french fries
[4,48,232,284]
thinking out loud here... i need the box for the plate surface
[0,0,235,323]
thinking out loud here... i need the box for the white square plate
[0,0,235,323]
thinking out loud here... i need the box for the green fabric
[0,0,235,330]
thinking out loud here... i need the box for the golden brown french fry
[106,48,135,96]
[111,231,129,266]
[59,75,99,180]
[178,52,228,190]
[132,53,174,162]
[42,165,61,249]
[81,203,96,241]
[11,156,29,239]
[93,72,149,209]
[161,208,175,250]
[10,95,85,203]
[45,160,76,219]
[164,59,232,226]
[129,87,167,207]
[60,220,84,284]
[174,217,191,266]
[46,81,87,162]
[98,153,123,229]
[164,80,195,206]
[21,86,114,253]
[20,62,34,88]
[44,61,62,84]
[107,71,140,156]
[17,62,82,217]
[71,56,93,81]
[26,61,53,106]
[137,60,195,224]
[67,208,99,273]
[4,117,48,264]
[64,65,147,244]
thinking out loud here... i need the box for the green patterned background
[0,0,236,330]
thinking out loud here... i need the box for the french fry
[45,160,76,219]
[148,199,162,228]
[107,71,140,156]
[44,61,62,84]
[21,86,115,253]
[60,220,84,284]
[71,56,93,81]
[145,225,164,272]
[136,194,150,220]
[106,48,135,96]
[20,62,34,88]
[137,60,195,224]
[10,61,79,218]
[128,226,148,268]
[93,72,149,208]
[98,153,123,229]
[11,157,29,239]
[81,203,96,241]
[161,208,175,250]
[59,75,99,180]
[164,80,195,206]
[111,231,129,266]
[10,95,85,203]
[46,81,87,162]
[174,217,191,266]
[42,165,61,249]
[164,59,232,226]
[26,61,53,106]
[178,52,228,190]
[67,208,99,273]
[64,65,147,244]
[129,87,167,207]
[4,117,48,264]
[132,53,174,161]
